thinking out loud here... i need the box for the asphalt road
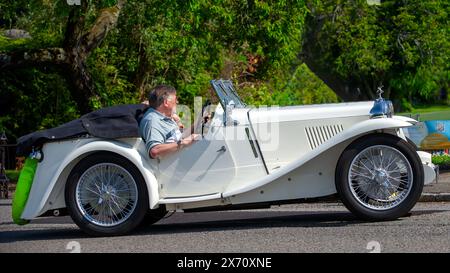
[1,200,449,253]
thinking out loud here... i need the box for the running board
[158,193,222,204]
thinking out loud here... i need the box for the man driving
[139,85,200,159]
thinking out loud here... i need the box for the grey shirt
[139,108,182,158]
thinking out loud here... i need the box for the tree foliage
[2,0,333,141]
[303,0,449,110]
[1,0,447,142]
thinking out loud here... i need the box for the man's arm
[149,134,200,159]
[149,142,179,158]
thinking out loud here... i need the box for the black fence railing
[0,144,18,170]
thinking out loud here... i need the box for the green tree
[115,0,309,102]
[1,0,128,113]
[1,0,318,142]
[302,0,449,109]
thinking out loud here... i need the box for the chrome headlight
[370,99,394,118]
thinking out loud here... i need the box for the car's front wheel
[335,134,424,221]
[65,152,149,236]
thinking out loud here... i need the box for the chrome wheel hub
[374,169,388,183]
[98,184,117,203]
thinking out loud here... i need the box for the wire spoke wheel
[336,134,423,221]
[349,145,413,210]
[66,152,151,236]
[75,163,138,227]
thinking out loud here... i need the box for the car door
[156,123,235,198]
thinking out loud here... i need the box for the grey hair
[147,85,176,108]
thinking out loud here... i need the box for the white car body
[18,80,437,235]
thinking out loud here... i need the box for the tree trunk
[135,46,151,101]
[0,48,68,69]
[0,1,126,114]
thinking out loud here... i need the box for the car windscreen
[210,79,246,109]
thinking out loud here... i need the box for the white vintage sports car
[13,80,437,236]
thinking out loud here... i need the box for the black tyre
[65,152,149,236]
[139,205,167,227]
[335,134,424,220]
[405,136,418,151]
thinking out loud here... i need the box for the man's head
[147,85,178,116]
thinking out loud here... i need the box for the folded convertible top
[16,104,149,156]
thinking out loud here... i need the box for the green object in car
[12,158,38,225]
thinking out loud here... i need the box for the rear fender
[21,139,159,219]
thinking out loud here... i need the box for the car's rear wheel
[335,134,424,220]
[65,152,149,236]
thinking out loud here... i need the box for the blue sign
[403,120,450,150]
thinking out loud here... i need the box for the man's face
[165,93,178,114]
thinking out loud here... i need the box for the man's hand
[203,112,211,124]
[181,134,201,146]
[172,113,184,130]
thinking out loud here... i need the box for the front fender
[223,117,413,197]
[21,139,160,219]
[339,117,412,142]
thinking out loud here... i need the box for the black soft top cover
[16,104,149,156]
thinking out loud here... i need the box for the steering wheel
[201,99,213,136]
